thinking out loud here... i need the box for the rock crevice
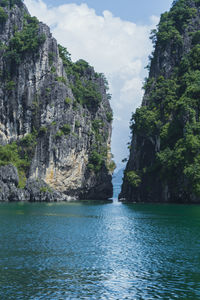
[0,0,113,201]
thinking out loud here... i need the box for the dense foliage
[58,44,110,110]
[58,44,113,173]
[88,150,104,172]
[0,133,37,188]
[56,124,71,138]
[2,14,45,75]
[150,0,198,50]
[0,7,7,23]
[0,0,23,8]
[129,0,200,198]
[126,171,141,188]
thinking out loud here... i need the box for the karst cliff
[0,0,114,201]
[120,0,200,203]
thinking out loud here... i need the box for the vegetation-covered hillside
[120,0,200,202]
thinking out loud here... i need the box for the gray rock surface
[0,1,113,201]
[0,165,68,202]
[0,165,19,186]
[0,165,28,201]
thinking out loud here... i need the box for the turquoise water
[0,202,200,299]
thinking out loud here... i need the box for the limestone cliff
[120,0,200,203]
[0,0,114,201]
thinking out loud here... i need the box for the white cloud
[150,15,160,25]
[24,0,158,164]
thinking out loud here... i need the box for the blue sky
[36,0,172,24]
[25,0,173,167]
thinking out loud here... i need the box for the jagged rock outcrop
[120,0,200,203]
[0,0,114,201]
[0,164,66,201]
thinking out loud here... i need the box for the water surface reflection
[0,202,200,299]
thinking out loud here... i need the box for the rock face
[120,0,200,203]
[0,0,113,201]
[0,165,66,202]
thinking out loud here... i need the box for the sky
[24,0,172,168]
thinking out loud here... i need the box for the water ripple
[0,202,200,299]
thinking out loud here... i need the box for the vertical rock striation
[120,0,200,203]
[0,0,114,201]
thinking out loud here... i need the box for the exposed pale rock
[0,1,113,201]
